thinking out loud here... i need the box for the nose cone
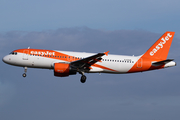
[2,55,10,64]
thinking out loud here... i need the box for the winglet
[104,51,109,56]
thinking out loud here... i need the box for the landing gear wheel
[22,73,26,77]
[22,67,27,78]
[80,75,86,83]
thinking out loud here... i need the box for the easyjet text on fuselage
[30,51,55,56]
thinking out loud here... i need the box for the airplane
[2,31,176,83]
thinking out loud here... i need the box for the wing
[70,51,109,71]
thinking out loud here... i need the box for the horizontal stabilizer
[152,59,174,66]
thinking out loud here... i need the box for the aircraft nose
[2,56,9,63]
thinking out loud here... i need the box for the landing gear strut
[22,67,27,77]
[79,71,87,83]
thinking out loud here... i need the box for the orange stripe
[92,64,118,72]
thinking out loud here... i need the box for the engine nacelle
[54,63,77,77]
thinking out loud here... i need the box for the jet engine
[54,63,77,77]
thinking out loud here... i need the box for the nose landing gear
[22,67,27,77]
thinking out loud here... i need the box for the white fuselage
[3,50,140,74]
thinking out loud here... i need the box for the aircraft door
[23,50,29,60]
[137,58,142,68]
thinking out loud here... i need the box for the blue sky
[1,1,180,120]
[1,0,180,34]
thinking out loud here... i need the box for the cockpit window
[9,52,17,55]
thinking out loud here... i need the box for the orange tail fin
[142,31,175,60]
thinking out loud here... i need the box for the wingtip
[104,51,109,56]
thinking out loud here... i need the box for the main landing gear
[79,72,87,83]
[22,67,27,77]
[81,75,87,83]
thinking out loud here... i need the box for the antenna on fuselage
[28,47,30,49]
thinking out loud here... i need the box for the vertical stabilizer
[142,31,175,60]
